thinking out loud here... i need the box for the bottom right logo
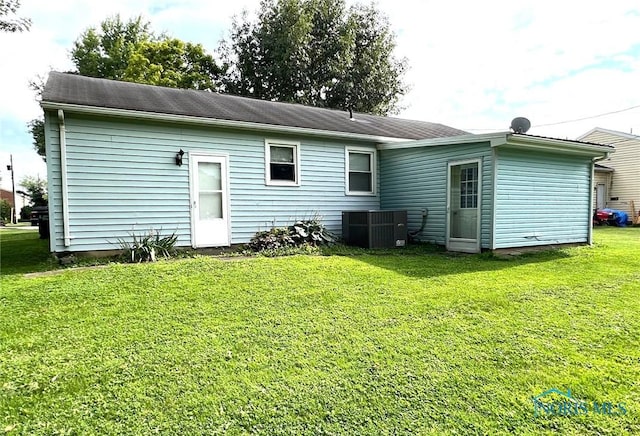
[532,388,627,417]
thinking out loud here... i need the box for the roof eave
[377,131,509,150]
[40,101,411,144]
[500,134,614,157]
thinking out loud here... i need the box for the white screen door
[190,154,230,247]
[447,160,481,253]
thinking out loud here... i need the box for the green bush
[20,205,32,220]
[118,229,178,263]
[248,219,334,252]
[0,199,11,221]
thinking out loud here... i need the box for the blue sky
[1,0,639,193]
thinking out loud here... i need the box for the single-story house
[41,72,613,254]
[578,127,639,220]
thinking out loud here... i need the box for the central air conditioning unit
[342,210,407,249]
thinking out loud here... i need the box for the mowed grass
[1,228,639,434]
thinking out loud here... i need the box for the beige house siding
[579,128,640,219]
[593,170,612,209]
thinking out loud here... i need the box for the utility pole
[7,154,16,224]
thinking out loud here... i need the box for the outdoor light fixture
[175,149,185,166]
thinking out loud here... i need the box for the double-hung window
[346,147,376,195]
[265,140,300,186]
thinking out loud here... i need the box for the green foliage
[70,15,221,90]
[223,0,407,115]
[247,219,334,252]
[71,15,154,80]
[0,0,30,32]
[26,77,46,160]
[0,198,11,221]
[19,176,47,207]
[117,229,178,263]
[290,218,335,245]
[122,38,221,90]
[1,228,639,433]
[19,205,32,220]
[31,16,223,155]
[27,118,45,160]
[248,227,296,251]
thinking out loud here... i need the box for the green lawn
[1,228,639,434]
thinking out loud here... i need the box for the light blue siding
[379,142,493,248]
[493,147,591,248]
[46,113,379,252]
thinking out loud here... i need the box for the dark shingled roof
[42,72,468,140]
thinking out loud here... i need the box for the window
[346,148,376,195]
[459,165,478,208]
[265,140,300,186]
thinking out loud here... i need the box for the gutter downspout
[58,109,71,247]
[588,151,612,245]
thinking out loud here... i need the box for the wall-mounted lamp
[175,149,185,166]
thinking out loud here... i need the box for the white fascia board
[500,134,614,157]
[377,132,509,150]
[40,101,409,144]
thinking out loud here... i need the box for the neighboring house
[592,164,614,210]
[0,188,14,209]
[40,72,612,254]
[578,128,640,219]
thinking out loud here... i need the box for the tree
[30,15,223,160]
[122,38,221,90]
[28,118,45,159]
[70,15,222,88]
[19,176,47,207]
[222,0,407,115]
[0,0,31,32]
[0,199,10,221]
[71,15,154,80]
[27,76,46,160]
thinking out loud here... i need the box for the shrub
[0,199,11,221]
[247,219,334,252]
[118,229,178,263]
[290,219,335,246]
[20,205,32,220]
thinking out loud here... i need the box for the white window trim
[265,139,301,186]
[345,147,377,196]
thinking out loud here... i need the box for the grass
[1,227,639,434]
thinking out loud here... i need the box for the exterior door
[447,160,481,253]
[596,183,606,210]
[190,154,230,247]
